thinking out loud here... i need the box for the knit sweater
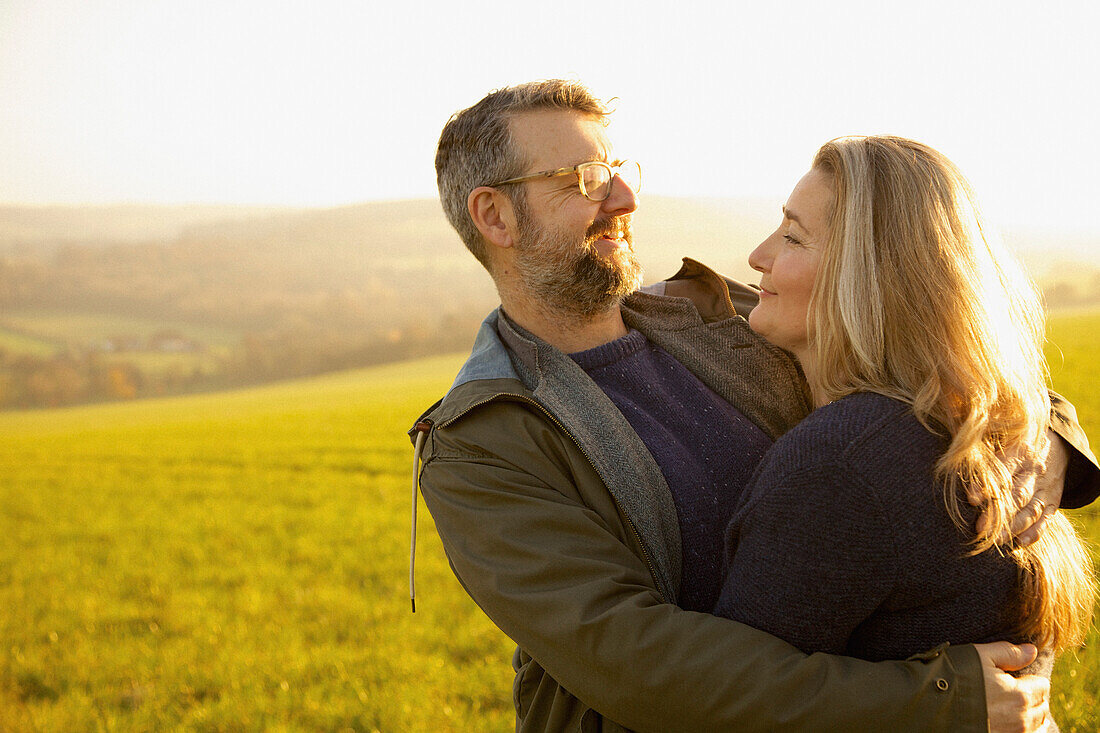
[570,329,773,612]
[714,392,1048,671]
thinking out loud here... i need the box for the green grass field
[2,314,1099,731]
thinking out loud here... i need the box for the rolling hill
[0,198,1096,409]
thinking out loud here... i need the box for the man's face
[505,110,642,319]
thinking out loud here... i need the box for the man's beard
[512,205,643,320]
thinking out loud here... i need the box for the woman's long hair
[808,135,1094,651]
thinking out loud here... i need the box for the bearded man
[409,79,1099,732]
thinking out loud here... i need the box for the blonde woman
[715,137,1095,720]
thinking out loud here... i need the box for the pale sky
[2,0,1098,234]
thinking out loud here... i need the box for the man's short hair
[436,79,611,267]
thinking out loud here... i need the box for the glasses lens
[581,163,612,201]
[618,161,641,194]
[579,162,642,200]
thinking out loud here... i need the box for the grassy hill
[2,313,1098,730]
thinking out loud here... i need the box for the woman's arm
[715,460,897,654]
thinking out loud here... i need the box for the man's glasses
[490,160,642,202]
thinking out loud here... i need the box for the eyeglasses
[489,160,642,202]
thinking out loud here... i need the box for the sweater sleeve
[715,459,898,655]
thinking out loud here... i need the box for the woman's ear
[468,186,516,250]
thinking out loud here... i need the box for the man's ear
[468,186,517,250]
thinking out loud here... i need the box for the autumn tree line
[0,231,496,409]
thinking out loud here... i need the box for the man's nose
[600,174,638,216]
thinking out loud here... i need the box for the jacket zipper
[426,392,669,604]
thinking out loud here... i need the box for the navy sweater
[715,392,1046,670]
[570,330,773,611]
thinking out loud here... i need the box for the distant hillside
[0,204,293,252]
[0,197,783,332]
[3,196,1095,280]
[0,196,778,276]
[0,198,1096,408]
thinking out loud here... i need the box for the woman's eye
[783,234,802,246]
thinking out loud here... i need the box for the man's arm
[985,393,1099,546]
[419,401,999,732]
[1049,391,1099,508]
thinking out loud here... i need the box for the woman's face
[747,167,834,358]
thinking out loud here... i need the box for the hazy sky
[2,0,1098,233]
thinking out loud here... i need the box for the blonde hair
[808,135,1094,651]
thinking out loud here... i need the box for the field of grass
[1044,311,1100,728]
[1,355,514,731]
[2,312,1098,731]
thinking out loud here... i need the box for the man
[410,80,1099,732]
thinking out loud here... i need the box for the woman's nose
[748,235,775,273]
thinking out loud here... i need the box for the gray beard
[513,215,644,321]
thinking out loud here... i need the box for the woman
[714,137,1094,690]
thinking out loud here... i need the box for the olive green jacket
[410,259,1098,732]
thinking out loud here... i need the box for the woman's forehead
[785,168,835,233]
